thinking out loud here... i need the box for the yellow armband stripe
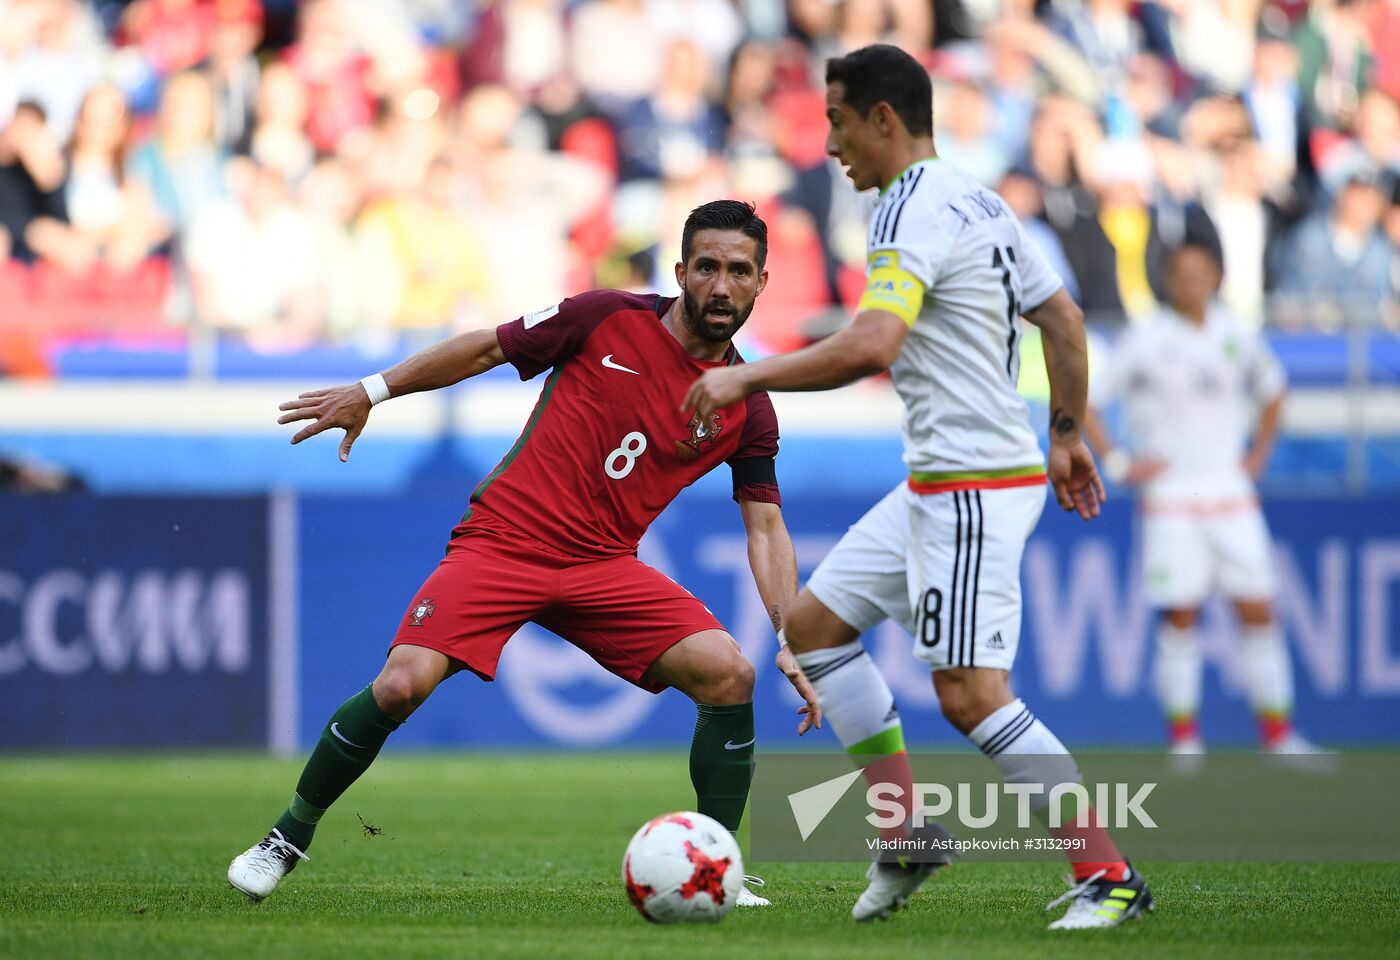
[856,251,925,326]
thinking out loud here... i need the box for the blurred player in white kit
[1086,241,1326,760]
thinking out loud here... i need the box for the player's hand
[776,645,822,735]
[1124,457,1168,486]
[277,383,373,461]
[682,367,752,421]
[1048,438,1107,520]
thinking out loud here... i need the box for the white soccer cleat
[1046,864,1153,930]
[1267,731,1329,754]
[736,875,770,907]
[1168,736,1206,774]
[228,828,310,901]
[1264,732,1338,773]
[852,857,941,921]
[851,823,955,922]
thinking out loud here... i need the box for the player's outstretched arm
[1244,394,1285,479]
[277,328,508,462]
[1083,408,1127,484]
[1082,407,1113,460]
[1084,408,1166,487]
[683,311,908,420]
[738,498,821,735]
[1024,289,1105,519]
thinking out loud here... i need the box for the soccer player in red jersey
[228,200,818,908]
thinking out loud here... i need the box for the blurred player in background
[1086,240,1327,762]
[228,200,819,907]
[686,44,1151,929]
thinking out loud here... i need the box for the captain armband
[856,250,926,327]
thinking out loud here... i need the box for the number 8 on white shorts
[807,482,1046,671]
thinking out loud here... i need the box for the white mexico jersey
[1090,304,1286,504]
[866,159,1065,482]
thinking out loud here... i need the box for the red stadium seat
[747,201,828,354]
[560,117,618,179]
[0,260,49,377]
[104,258,173,337]
[837,263,867,311]
[561,118,618,259]
[32,258,172,340]
[770,89,828,169]
[31,261,92,337]
[0,259,34,323]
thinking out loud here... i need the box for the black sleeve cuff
[730,456,777,490]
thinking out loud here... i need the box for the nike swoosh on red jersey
[601,354,641,375]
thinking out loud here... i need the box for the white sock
[794,641,903,754]
[1239,623,1293,716]
[1154,623,1203,725]
[968,700,1125,872]
[967,699,1079,808]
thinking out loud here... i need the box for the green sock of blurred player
[273,685,402,851]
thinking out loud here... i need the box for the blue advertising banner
[0,495,274,748]
[5,490,1393,751]
[296,492,1400,751]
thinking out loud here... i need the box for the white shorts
[1140,503,1275,608]
[807,481,1046,671]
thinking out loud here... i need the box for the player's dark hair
[826,44,933,137]
[681,200,768,271]
[1168,238,1224,273]
[13,99,47,123]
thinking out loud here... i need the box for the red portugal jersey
[462,290,782,559]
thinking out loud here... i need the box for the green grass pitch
[2,753,1396,959]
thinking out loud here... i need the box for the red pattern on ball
[643,813,695,835]
[624,855,656,920]
[679,840,732,905]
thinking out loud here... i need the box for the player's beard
[681,284,754,343]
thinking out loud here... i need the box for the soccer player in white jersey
[684,44,1152,929]
[1086,241,1326,761]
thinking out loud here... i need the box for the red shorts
[390,513,724,693]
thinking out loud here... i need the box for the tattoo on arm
[1050,407,1077,438]
[769,605,783,633]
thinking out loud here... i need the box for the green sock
[689,702,755,835]
[272,685,402,851]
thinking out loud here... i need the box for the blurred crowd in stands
[0,0,1397,376]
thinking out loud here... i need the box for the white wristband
[777,628,789,649]
[359,374,390,406]
[1102,448,1131,484]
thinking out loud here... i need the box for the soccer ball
[621,811,744,923]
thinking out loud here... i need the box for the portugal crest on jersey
[410,598,436,626]
[674,411,722,461]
